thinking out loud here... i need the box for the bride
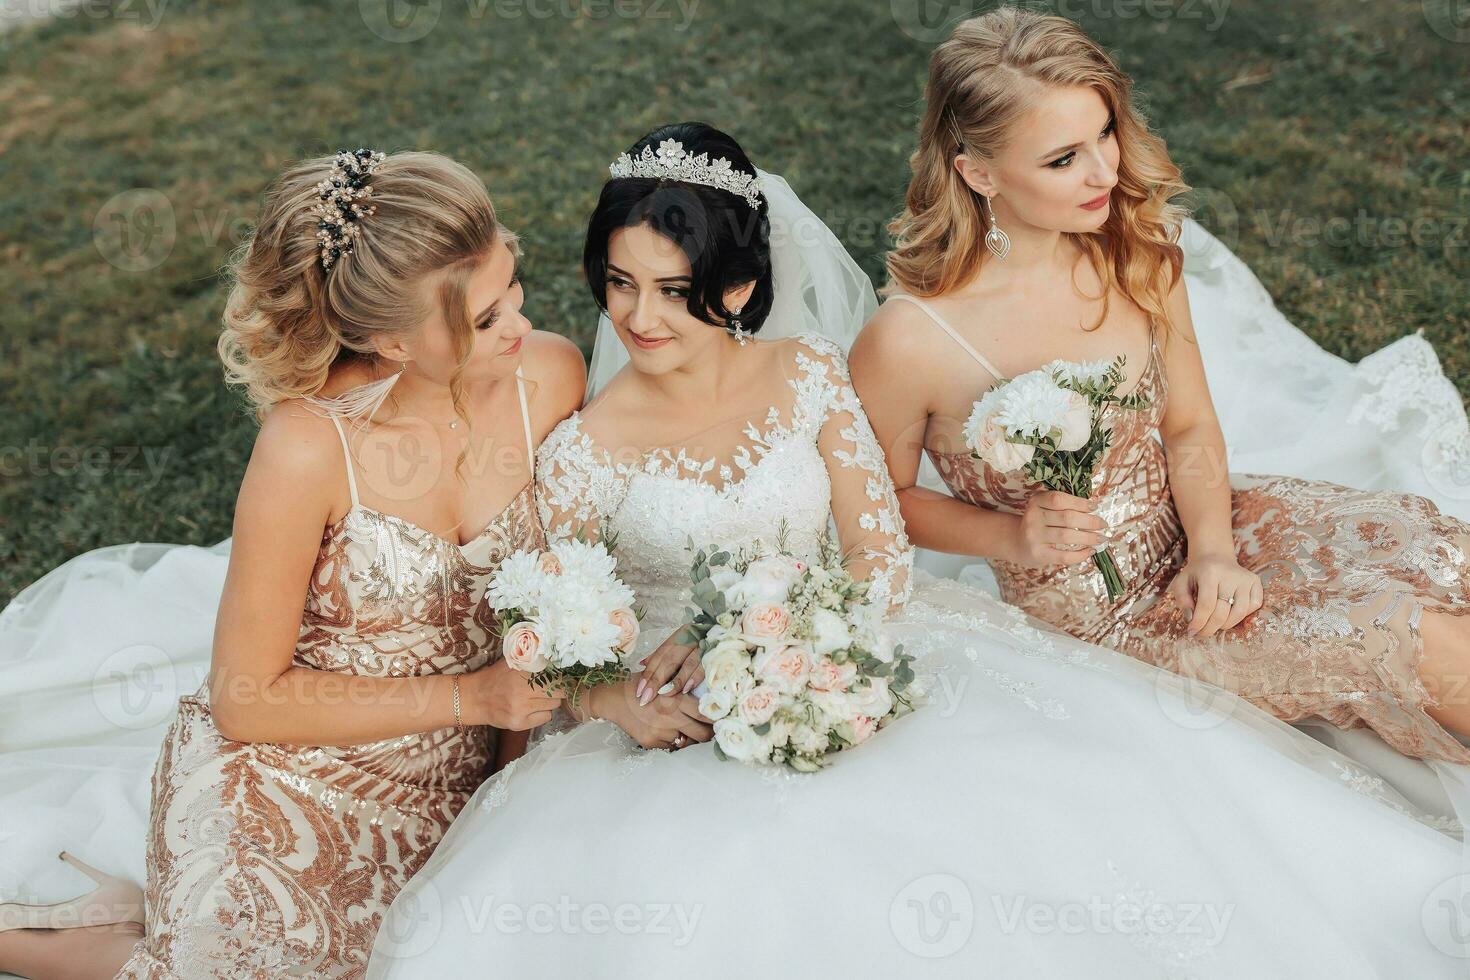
[365,122,1470,979]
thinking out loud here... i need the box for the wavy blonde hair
[218,150,518,450]
[885,8,1188,342]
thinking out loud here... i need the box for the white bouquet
[677,533,917,772]
[963,356,1150,601]
[486,535,640,707]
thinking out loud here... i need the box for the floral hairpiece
[313,147,387,271]
[608,139,763,209]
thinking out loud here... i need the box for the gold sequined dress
[891,293,1470,765]
[115,373,544,978]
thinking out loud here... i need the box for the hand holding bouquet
[486,536,640,709]
[964,357,1150,601]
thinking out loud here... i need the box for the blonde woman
[0,149,583,977]
[852,9,1470,766]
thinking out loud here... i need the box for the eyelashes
[476,274,522,330]
[1047,117,1117,170]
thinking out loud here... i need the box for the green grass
[1,0,1466,604]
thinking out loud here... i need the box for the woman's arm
[804,337,914,611]
[208,401,558,744]
[1156,275,1262,635]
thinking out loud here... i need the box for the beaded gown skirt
[930,328,1470,764]
[114,483,542,978]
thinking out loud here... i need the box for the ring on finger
[671,734,687,748]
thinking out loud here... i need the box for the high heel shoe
[0,851,144,932]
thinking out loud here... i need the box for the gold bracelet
[452,676,464,730]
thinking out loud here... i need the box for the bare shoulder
[238,399,345,527]
[850,297,945,380]
[519,330,586,420]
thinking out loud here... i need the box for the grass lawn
[1,0,1466,604]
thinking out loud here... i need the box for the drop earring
[727,307,749,347]
[984,195,1011,260]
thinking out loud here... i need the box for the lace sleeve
[797,335,914,611]
[534,414,629,545]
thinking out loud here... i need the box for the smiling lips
[1081,192,1111,211]
[630,331,673,350]
[500,337,523,356]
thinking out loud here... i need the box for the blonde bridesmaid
[852,10,1470,764]
[0,149,584,978]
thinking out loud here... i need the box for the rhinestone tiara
[312,148,387,271]
[608,138,763,209]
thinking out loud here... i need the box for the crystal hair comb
[313,147,387,271]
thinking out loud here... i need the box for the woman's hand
[1167,553,1263,637]
[1007,491,1109,567]
[590,679,713,750]
[634,629,704,706]
[463,660,565,731]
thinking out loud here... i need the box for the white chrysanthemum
[1044,358,1111,387]
[993,372,1077,438]
[551,538,619,590]
[485,550,548,613]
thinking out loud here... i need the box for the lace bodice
[535,334,912,653]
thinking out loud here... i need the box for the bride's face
[388,237,532,385]
[957,84,1120,236]
[603,223,749,376]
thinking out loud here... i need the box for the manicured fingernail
[657,681,676,697]
[636,680,647,700]
[682,677,697,694]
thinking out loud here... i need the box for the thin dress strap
[514,366,535,480]
[328,415,361,509]
[887,294,1006,380]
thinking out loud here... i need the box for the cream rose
[714,717,770,763]
[753,643,812,694]
[808,656,858,693]
[741,602,792,645]
[608,607,640,654]
[737,684,782,726]
[740,556,802,605]
[503,620,549,673]
[537,552,563,577]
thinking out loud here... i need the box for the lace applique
[1329,760,1464,836]
[534,334,915,623]
[1104,861,1223,980]
[979,666,1070,720]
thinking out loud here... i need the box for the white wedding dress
[363,332,1467,979]
[2,221,1468,979]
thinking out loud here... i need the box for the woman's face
[399,236,531,385]
[602,222,752,378]
[958,84,1120,236]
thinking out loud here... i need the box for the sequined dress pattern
[892,293,1470,764]
[116,381,544,978]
